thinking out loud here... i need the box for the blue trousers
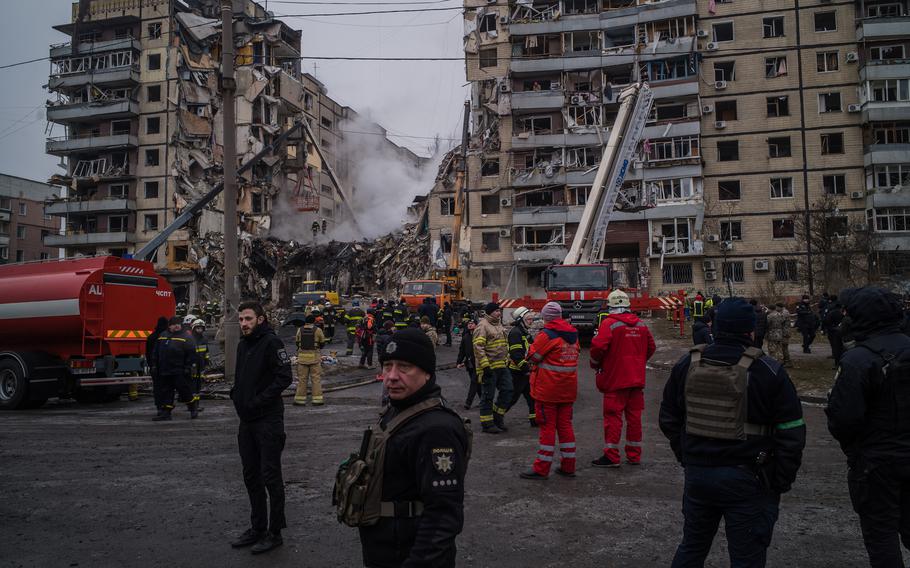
[672,465,780,568]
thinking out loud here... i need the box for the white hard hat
[513,306,531,321]
[192,319,205,328]
[608,289,631,308]
[183,315,196,324]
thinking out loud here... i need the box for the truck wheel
[0,359,28,410]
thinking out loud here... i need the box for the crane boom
[564,83,654,265]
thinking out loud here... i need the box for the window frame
[818,92,842,113]
[816,51,839,73]
[478,48,498,69]
[770,177,794,199]
[772,218,796,238]
[440,196,455,216]
[762,16,785,38]
[481,231,501,252]
[718,179,741,201]
[821,132,845,155]
[720,220,743,241]
[768,136,792,158]
[766,95,789,117]
[717,140,740,162]
[814,11,837,32]
[712,21,734,42]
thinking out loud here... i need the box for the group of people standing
[146,314,209,421]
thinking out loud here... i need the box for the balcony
[44,231,135,247]
[48,64,140,91]
[0,210,9,222]
[511,166,599,188]
[862,101,910,122]
[54,0,141,34]
[859,61,910,82]
[46,133,138,156]
[651,79,699,100]
[511,90,566,112]
[45,198,135,216]
[47,98,139,124]
[512,131,604,150]
[0,235,8,246]
[513,246,568,262]
[864,143,910,167]
[857,16,910,41]
[50,38,141,59]
[512,205,586,225]
[510,36,695,75]
[867,189,910,209]
[510,0,695,36]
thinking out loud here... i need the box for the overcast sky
[0,0,468,182]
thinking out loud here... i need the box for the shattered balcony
[49,38,141,59]
[510,90,566,112]
[46,98,139,124]
[510,36,696,75]
[46,133,138,156]
[44,231,135,247]
[512,131,604,150]
[48,64,140,91]
[44,197,135,216]
[512,205,585,225]
[513,246,568,262]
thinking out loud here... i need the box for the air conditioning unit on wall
[499,228,512,238]
[702,104,714,114]
[714,79,727,90]
[753,259,770,271]
[703,259,717,270]
[715,120,727,129]
[706,234,720,243]
[706,42,719,52]
[500,197,512,207]
[704,270,718,281]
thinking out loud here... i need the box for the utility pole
[221,0,240,383]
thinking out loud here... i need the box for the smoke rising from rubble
[269,115,443,243]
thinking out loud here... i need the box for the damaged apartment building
[43,0,424,305]
[442,0,910,300]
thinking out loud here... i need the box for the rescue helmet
[352,299,360,307]
[325,301,332,306]
[512,306,531,322]
[192,318,206,329]
[183,314,196,325]
[608,289,631,308]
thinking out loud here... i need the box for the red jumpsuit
[590,312,656,464]
[528,318,580,476]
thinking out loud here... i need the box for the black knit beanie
[379,328,436,375]
[484,302,500,315]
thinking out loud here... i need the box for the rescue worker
[182,313,196,333]
[826,287,910,568]
[420,316,438,347]
[520,302,579,480]
[311,220,320,239]
[323,302,336,340]
[230,301,293,555]
[146,316,169,407]
[153,316,198,421]
[418,297,438,328]
[345,300,365,356]
[473,302,514,434]
[766,302,792,367]
[375,320,395,361]
[191,318,209,412]
[456,319,479,410]
[381,301,396,327]
[355,328,469,567]
[393,300,409,330]
[294,315,326,406]
[589,289,656,467]
[660,297,806,567]
[507,306,537,427]
[751,299,769,349]
[359,309,377,368]
[693,294,705,320]
[795,295,819,353]
[692,315,713,346]
[441,302,454,346]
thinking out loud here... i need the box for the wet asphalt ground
[0,333,872,568]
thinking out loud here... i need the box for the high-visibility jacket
[508,324,531,372]
[393,306,408,329]
[528,319,579,404]
[192,332,209,378]
[590,312,656,393]
[473,314,509,370]
[345,307,365,332]
[693,300,704,318]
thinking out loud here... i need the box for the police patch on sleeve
[432,447,454,474]
[278,349,290,364]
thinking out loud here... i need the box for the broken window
[146,116,160,134]
[652,103,688,121]
[823,174,847,195]
[722,261,745,283]
[514,225,564,248]
[145,149,160,166]
[870,45,905,61]
[520,115,552,135]
[144,181,159,199]
[78,30,101,43]
[774,259,799,281]
[644,57,693,82]
[440,197,454,216]
[870,207,910,231]
[773,218,795,238]
[321,117,333,129]
[148,22,162,39]
[770,177,794,198]
[568,186,591,205]
[479,13,497,33]
[712,22,734,42]
[872,123,910,144]
[565,146,601,168]
[481,195,501,214]
[110,120,131,136]
[564,0,599,14]
[482,268,501,288]
[768,137,792,158]
[718,180,741,200]
[147,85,161,102]
[821,132,844,154]
[114,27,131,39]
[173,245,189,262]
[109,184,128,198]
[147,53,161,71]
[567,31,600,52]
[481,158,500,176]
[144,214,158,231]
[658,218,692,255]
[481,231,500,252]
[520,189,554,207]
[767,96,789,117]
[714,61,735,82]
[817,51,839,72]
[720,220,743,241]
[715,100,737,121]
[251,192,265,214]
[479,48,497,68]
[765,56,788,78]
[649,137,699,161]
[818,92,842,113]
[108,215,128,233]
[762,16,785,38]
[567,105,602,127]
[825,216,849,236]
[662,263,693,284]
[814,11,837,32]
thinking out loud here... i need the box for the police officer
[153,316,198,421]
[659,298,806,567]
[826,287,910,567]
[507,306,537,427]
[229,301,293,555]
[358,328,469,567]
[190,318,209,413]
[345,300,366,356]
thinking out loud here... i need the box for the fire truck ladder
[82,284,104,357]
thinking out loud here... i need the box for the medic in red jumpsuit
[520,302,580,480]
[589,290,656,467]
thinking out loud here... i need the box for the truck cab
[292,280,340,308]
[544,264,614,333]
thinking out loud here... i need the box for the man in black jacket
[751,299,768,349]
[146,316,169,409]
[660,298,806,567]
[692,315,714,346]
[795,296,819,353]
[359,328,469,568]
[153,316,197,421]
[457,320,479,410]
[229,301,293,555]
[826,287,910,567]
[823,299,845,368]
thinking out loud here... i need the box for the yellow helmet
[608,289,630,308]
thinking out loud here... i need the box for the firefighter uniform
[393,303,409,330]
[473,303,513,433]
[191,320,209,410]
[154,323,198,420]
[345,303,365,356]
[294,322,326,406]
[507,312,536,426]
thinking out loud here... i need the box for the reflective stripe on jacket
[528,319,579,403]
[473,314,508,370]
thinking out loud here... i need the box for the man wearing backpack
[354,328,470,567]
[659,298,806,567]
[826,287,910,567]
[590,290,656,467]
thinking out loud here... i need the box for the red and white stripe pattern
[118,265,145,275]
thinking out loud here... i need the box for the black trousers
[157,373,193,408]
[465,368,479,406]
[359,342,374,366]
[238,414,287,533]
[849,462,910,568]
[800,330,816,351]
[508,370,535,417]
[827,330,844,365]
[753,334,765,350]
[443,324,452,345]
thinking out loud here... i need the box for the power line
[275,6,462,17]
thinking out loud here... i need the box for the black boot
[251,531,283,554]
[493,413,508,432]
[230,528,264,548]
[189,400,199,419]
[153,408,172,421]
